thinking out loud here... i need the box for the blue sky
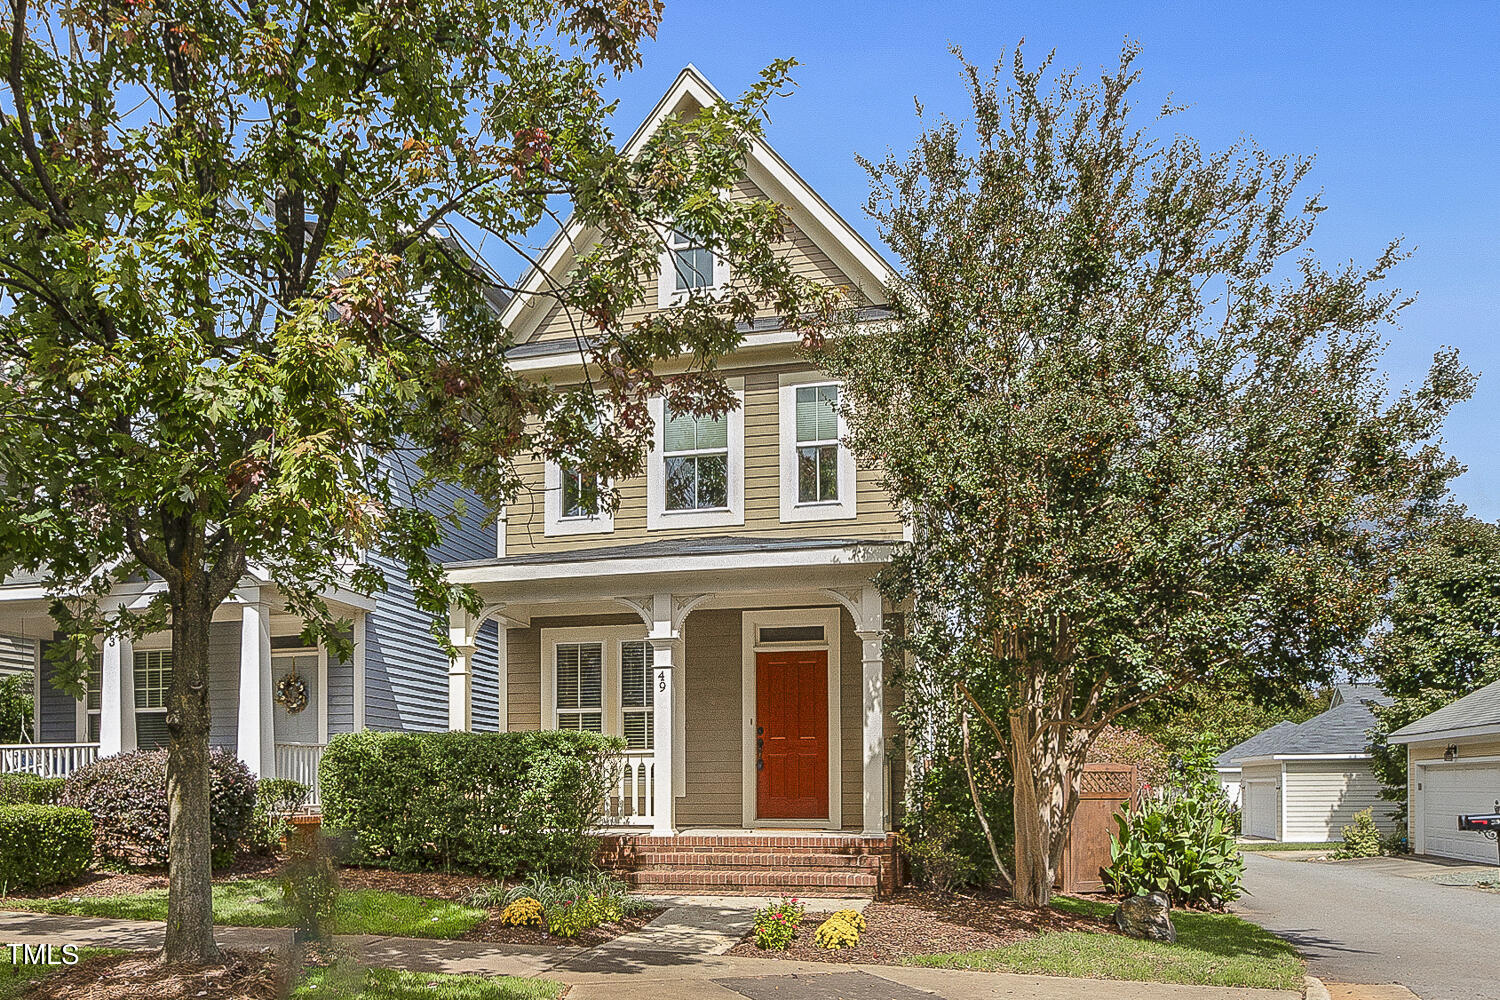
[581,2,1500,518]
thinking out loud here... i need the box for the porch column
[648,594,678,835]
[495,624,510,731]
[856,589,886,835]
[447,607,474,732]
[237,598,274,777]
[98,634,136,756]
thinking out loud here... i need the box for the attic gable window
[657,225,729,309]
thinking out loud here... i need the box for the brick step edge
[605,852,882,869]
[624,870,878,889]
[601,835,895,850]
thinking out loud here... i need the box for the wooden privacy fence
[1057,762,1139,894]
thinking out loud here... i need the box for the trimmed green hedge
[0,773,66,805]
[0,804,93,891]
[320,730,623,875]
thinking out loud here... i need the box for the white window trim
[543,461,614,537]
[540,625,652,747]
[740,607,842,830]
[779,373,857,522]
[132,648,172,745]
[646,378,745,531]
[656,224,732,310]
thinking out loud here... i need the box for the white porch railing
[0,743,99,779]
[273,742,326,810]
[605,751,655,827]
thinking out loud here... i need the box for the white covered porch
[0,574,374,808]
[443,539,898,839]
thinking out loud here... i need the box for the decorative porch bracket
[448,603,527,732]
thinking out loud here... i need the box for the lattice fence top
[1078,765,1136,798]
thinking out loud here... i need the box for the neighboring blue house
[0,470,501,806]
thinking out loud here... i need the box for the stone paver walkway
[0,909,1299,1000]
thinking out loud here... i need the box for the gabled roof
[1223,686,1391,764]
[1216,721,1299,769]
[1389,678,1500,744]
[498,64,896,346]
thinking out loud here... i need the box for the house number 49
[655,669,668,693]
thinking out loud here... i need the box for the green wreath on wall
[275,669,308,714]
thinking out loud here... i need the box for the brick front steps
[598,832,901,898]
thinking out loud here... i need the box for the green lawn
[904,897,1304,990]
[293,967,563,1000]
[6,879,487,939]
[1238,841,1340,852]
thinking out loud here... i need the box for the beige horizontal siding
[1406,734,1500,846]
[1281,761,1395,841]
[505,361,904,556]
[525,176,870,346]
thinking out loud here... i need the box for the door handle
[756,725,763,736]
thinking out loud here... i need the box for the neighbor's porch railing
[0,743,99,779]
[273,742,326,810]
[605,751,655,827]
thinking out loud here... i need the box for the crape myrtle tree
[1367,510,1500,822]
[822,44,1473,907]
[0,0,837,961]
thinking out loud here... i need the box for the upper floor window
[544,454,613,537]
[646,380,745,531]
[670,230,715,292]
[664,409,729,511]
[795,384,841,504]
[779,374,857,523]
[561,465,601,519]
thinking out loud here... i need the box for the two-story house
[442,67,907,896]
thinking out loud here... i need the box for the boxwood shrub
[0,773,66,805]
[320,730,623,875]
[61,748,257,867]
[0,804,93,891]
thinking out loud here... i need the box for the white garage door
[1243,780,1278,840]
[1421,763,1500,863]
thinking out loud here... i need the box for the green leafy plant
[0,773,65,806]
[896,818,981,896]
[752,897,805,950]
[1105,789,1245,908]
[251,778,311,853]
[0,675,32,743]
[1333,808,1382,859]
[814,912,861,950]
[61,749,256,868]
[0,804,93,892]
[321,731,623,876]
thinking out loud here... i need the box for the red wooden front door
[756,649,829,819]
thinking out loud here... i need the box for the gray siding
[207,624,240,749]
[362,456,497,732]
[0,634,32,678]
[471,619,500,732]
[327,628,356,735]
[38,644,76,743]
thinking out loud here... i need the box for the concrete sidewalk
[0,909,1300,1000]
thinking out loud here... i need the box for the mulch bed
[26,949,284,1000]
[22,855,284,901]
[726,888,1110,965]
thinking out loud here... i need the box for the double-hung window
[620,640,655,751]
[553,642,604,733]
[779,375,856,522]
[561,465,601,519]
[543,628,660,753]
[133,650,172,749]
[664,409,729,511]
[795,384,841,504]
[669,230,714,293]
[85,653,102,743]
[544,450,613,537]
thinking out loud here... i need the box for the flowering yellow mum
[498,896,544,928]
[814,914,861,950]
[830,908,867,932]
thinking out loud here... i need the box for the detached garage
[1228,685,1399,842]
[1390,679,1500,864]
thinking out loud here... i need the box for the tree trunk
[162,580,219,963]
[1007,662,1090,908]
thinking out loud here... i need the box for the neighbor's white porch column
[648,593,679,835]
[447,607,474,732]
[856,587,887,836]
[237,598,275,777]
[495,623,510,731]
[98,634,136,756]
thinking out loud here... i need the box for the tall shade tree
[822,45,1473,907]
[0,0,835,961]
[1368,510,1500,820]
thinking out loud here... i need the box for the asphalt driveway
[1235,853,1500,1000]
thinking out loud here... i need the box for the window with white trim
[795,384,841,504]
[778,375,856,522]
[85,652,101,743]
[561,465,601,519]
[663,408,729,511]
[553,642,603,733]
[669,230,714,292]
[133,649,172,749]
[620,640,655,751]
